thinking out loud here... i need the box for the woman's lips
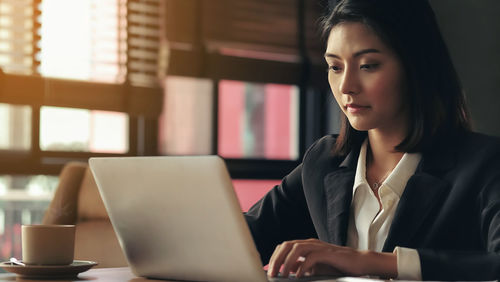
[346,103,370,114]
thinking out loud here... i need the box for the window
[0,0,334,264]
[0,103,31,151]
[40,107,129,153]
[160,0,332,179]
[156,0,331,218]
[218,80,299,160]
[158,76,213,155]
[0,175,57,261]
[39,0,126,83]
[0,0,165,263]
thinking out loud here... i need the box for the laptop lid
[89,156,267,282]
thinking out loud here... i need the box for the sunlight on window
[40,107,89,151]
[158,76,214,155]
[0,178,7,196]
[89,110,129,153]
[39,0,125,82]
[0,210,4,235]
[0,103,31,151]
[40,106,128,153]
[40,0,91,80]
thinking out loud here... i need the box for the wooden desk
[0,267,161,282]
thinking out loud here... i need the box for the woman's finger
[267,244,282,277]
[295,250,337,278]
[267,241,296,277]
[269,239,349,278]
[280,241,324,277]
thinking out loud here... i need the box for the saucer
[0,260,98,278]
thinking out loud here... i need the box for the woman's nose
[339,69,360,95]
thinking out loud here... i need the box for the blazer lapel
[382,142,456,252]
[323,150,358,245]
[383,173,450,251]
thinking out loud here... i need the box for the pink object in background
[265,84,293,159]
[218,80,299,160]
[232,179,280,212]
[218,81,245,157]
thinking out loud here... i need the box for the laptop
[90,156,338,282]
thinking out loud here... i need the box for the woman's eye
[327,65,342,73]
[360,63,379,71]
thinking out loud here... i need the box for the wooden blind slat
[201,0,323,59]
[0,0,39,75]
[126,0,164,87]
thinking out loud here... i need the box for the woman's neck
[366,129,405,172]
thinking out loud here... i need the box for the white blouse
[346,140,422,280]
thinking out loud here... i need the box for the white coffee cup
[21,225,75,265]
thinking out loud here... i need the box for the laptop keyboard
[267,273,337,281]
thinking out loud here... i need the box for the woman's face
[325,22,408,135]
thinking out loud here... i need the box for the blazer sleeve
[418,196,500,280]
[244,163,318,265]
[418,186,500,279]
[418,143,500,280]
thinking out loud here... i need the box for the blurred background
[0,0,498,263]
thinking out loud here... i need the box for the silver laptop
[89,155,268,281]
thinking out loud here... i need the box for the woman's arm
[244,136,339,264]
[417,170,500,280]
[267,239,397,278]
[244,164,318,264]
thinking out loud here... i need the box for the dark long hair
[322,0,471,155]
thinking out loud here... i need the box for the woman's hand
[267,238,397,279]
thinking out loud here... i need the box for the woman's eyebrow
[324,48,381,59]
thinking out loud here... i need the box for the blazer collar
[341,142,457,173]
[382,171,449,251]
[381,140,459,250]
[324,168,354,246]
[339,146,361,170]
[323,146,360,245]
[323,136,458,248]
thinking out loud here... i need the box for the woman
[244,0,500,280]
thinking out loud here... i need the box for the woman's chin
[347,120,373,132]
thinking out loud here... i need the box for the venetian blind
[202,0,323,60]
[0,0,164,86]
[88,0,127,83]
[0,0,41,75]
[126,0,165,87]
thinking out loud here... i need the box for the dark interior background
[431,0,500,136]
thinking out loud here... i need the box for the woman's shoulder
[303,135,338,160]
[302,135,347,168]
[439,131,500,170]
[457,131,500,154]
[305,135,338,155]
[429,130,499,155]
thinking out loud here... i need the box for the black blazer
[245,131,500,280]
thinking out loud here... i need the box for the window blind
[0,0,41,75]
[126,0,165,87]
[0,0,164,86]
[88,0,127,83]
[202,0,323,59]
